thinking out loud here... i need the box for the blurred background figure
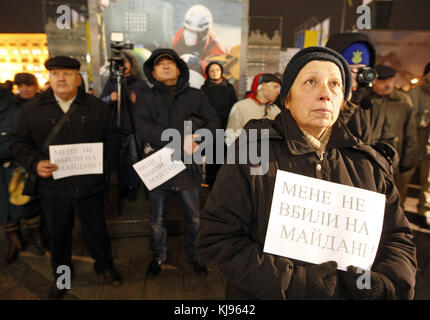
[0,84,47,266]
[326,32,398,169]
[225,73,281,146]
[14,72,39,105]
[409,62,430,226]
[1,80,14,93]
[201,61,237,188]
[100,51,149,202]
[371,65,418,207]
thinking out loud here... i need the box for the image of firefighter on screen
[171,1,242,89]
[172,4,228,74]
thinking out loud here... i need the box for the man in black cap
[135,48,220,276]
[409,61,430,226]
[372,65,418,207]
[225,73,281,146]
[326,33,397,169]
[14,73,39,105]
[11,55,121,299]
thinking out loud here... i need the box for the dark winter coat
[100,52,149,136]
[0,88,21,225]
[198,110,417,300]
[135,48,221,191]
[340,99,398,168]
[0,88,19,162]
[201,78,237,129]
[371,89,418,172]
[11,88,120,198]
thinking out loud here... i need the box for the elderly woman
[197,47,417,300]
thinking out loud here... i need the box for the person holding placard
[198,47,417,300]
[135,48,220,277]
[11,56,121,300]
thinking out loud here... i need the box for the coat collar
[271,110,359,155]
[38,87,89,106]
[203,77,228,88]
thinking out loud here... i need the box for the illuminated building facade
[0,33,49,87]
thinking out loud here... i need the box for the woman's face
[285,60,344,138]
[208,64,222,81]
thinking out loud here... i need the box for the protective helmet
[183,5,213,33]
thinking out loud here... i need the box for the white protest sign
[133,147,186,191]
[263,170,386,271]
[49,143,103,180]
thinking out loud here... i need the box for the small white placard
[263,170,386,271]
[133,147,186,191]
[49,143,103,180]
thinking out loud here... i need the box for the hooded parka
[134,48,220,191]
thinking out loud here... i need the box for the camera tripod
[106,60,140,216]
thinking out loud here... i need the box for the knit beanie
[280,46,352,104]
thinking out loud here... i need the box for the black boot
[25,216,48,256]
[29,227,48,256]
[3,230,23,265]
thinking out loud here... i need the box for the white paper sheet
[263,170,386,271]
[49,143,103,180]
[133,147,186,191]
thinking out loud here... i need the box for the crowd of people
[0,31,428,300]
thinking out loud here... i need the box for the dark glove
[341,266,396,300]
[287,261,338,299]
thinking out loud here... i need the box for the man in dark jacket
[11,56,121,299]
[371,65,418,207]
[100,51,149,201]
[326,33,397,167]
[134,48,220,276]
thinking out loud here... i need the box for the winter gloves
[306,261,339,298]
[287,262,396,299]
[287,261,338,299]
[341,266,397,300]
